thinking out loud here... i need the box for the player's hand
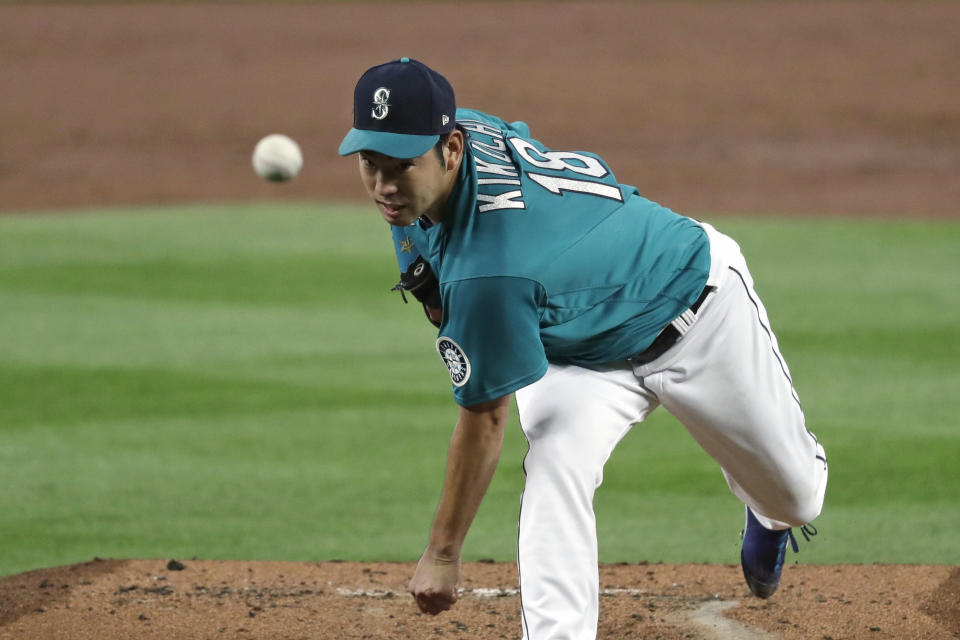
[425,304,443,326]
[408,549,461,615]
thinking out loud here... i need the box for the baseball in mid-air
[252,134,303,182]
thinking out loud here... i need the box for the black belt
[628,285,714,365]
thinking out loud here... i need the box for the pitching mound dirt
[0,559,957,639]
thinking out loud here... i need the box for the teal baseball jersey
[393,108,710,406]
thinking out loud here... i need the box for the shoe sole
[743,573,779,599]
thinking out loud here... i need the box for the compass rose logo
[436,337,471,387]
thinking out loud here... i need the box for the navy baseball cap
[338,57,456,159]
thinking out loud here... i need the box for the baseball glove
[392,255,442,327]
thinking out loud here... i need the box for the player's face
[358,136,461,226]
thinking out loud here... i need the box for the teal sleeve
[435,276,548,407]
[391,224,419,272]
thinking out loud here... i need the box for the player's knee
[525,433,606,484]
[769,485,824,527]
[778,502,820,528]
[787,460,827,524]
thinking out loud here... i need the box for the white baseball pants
[514,223,828,640]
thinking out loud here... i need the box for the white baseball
[252,134,303,182]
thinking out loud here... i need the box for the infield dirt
[2,3,959,217]
[0,3,957,639]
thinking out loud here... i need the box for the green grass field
[1,204,957,577]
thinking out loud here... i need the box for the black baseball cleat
[740,507,817,598]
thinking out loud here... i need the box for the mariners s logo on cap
[436,337,471,387]
[371,87,390,120]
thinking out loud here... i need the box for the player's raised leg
[638,241,827,528]
[515,363,657,640]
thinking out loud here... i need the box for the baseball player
[339,58,828,639]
